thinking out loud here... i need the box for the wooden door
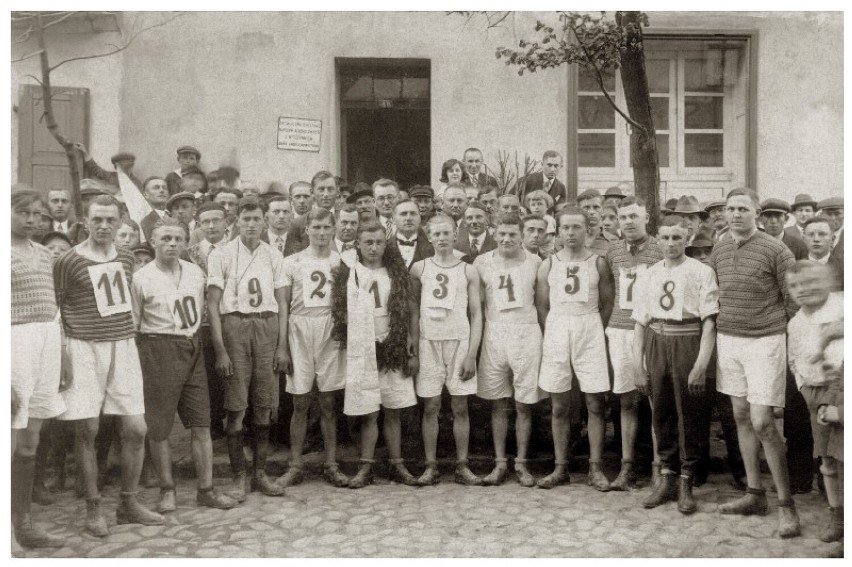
[17,84,89,192]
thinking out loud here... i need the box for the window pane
[579,134,615,167]
[646,60,670,93]
[578,65,615,93]
[630,134,669,168]
[374,78,400,100]
[685,134,723,167]
[685,54,725,92]
[685,96,723,129]
[579,96,615,129]
[343,76,372,100]
[650,97,669,130]
[401,77,429,99]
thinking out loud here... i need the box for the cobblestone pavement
[13,468,843,558]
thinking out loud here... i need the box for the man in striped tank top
[709,188,801,538]
[11,189,65,548]
[53,195,164,537]
[536,207,615,490]
[474,213,544,487]
[409,214,484,486]
[604,196,665,490]
[631,216,719,515]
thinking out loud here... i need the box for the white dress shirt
[267,229,288,254]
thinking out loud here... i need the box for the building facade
[11,11,843,205]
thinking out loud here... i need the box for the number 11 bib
[88,262,132,317]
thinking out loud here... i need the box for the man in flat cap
[74,143,142,190]
[817,196,843,266]
[704,201,728,241]
[409,185,436,223]
[603,184,629,210]
[759,198,807,260]
[785,193,817,240]
[166,146,202,196]
[166,191,198,236]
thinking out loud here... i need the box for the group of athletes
[10,149,844,551]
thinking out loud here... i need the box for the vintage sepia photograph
[7,6,845,559]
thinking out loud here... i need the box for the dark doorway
[338,58,430,190]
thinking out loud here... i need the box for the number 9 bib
[88,262,132,317]
[237,275,273,313]
[302,263,332,308]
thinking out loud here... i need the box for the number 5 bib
[555,261,589,303]
[618,264,647,311]
[302,262,333,308]
[88,262,132,317]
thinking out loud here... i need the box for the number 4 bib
[493,269,525,311]
[88,262,131,317]
[618,265,647,311]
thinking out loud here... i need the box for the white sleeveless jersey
[474,250,541,325]
[419,259,469,341]
[548,253,600,316]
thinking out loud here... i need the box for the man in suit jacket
[387,200,434,269]
[511,150,566,208]
[462,147,499,190]
[455,202,497,263]
[817,196,844,267]
[784,193,817,241]
[138,177,170,242]
[760,198,808,260]
[259,194,305,258]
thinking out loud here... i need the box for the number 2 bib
[618,264,647,311]
[555,261,589,303]
[302,262,333,308]
[88,262,131,317]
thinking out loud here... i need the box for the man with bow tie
[387,200,434,270]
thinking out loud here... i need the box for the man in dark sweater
[709,188,800,538]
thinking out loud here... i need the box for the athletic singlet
[474,250,540,325]
[419,259,469,341]
[548,253,600,316]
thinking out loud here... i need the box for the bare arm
[632,322,649,396]
[464,265,484,369]
[688,317,717,395]
[206,286,232,378]
[408,262,424,354]
[274,287,290,373]
[535,257,552,332]
[597,256,615,327]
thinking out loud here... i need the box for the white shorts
[605,327,636,395]
[416,338,477,398]
[11,321,65,429]
[344,368,417,416]
[286,315,345,395]
[58,337,146,420]
[540,312,610,394]
[477,322,543,405]
[716,332,787,408]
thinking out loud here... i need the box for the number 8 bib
[88,262,132,317]
[654,270,686,321]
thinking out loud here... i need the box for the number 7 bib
[88,262,132,317]
[618,265,647,311]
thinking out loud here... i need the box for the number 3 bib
[618,265,647,311]
[88,262,132,317]
[423,269,457,311]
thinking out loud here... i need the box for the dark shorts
[800,384,836,459]
[137,333,211,441]
[221,312,279,412]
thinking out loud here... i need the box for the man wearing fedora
[760,199,808,260]
[785,194,817,240]
[817,196,844,266]
[704,201,729,242]
[669,195,708,245]
[603,184,629,210]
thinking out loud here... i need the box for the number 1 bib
[88,262,132,317]
[618,264,647,311]
[302,262,333,308]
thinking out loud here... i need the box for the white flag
[117,168,153,243]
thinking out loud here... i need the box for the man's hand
[407,354,419,379]
[459,355,476,382]
[818,405,840,425]
[215,352,234,379]
[687,364,707,396]
[274,347,292,375]
[11,388,21,417]
[72,142,90,160]
[59,346,73,392]
[634,366,650,397]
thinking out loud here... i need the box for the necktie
[224,227,230,241]
[385,218,394,239]
[470,238,479,256]
[342,242,355,251]
[629,242,639,256]
[276,236,285,254]
[397,239,416,247]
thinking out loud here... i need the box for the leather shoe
[389,462,419,486]
[84,498,109,538]
[157,489,177,514]
[536,469,569,489]
[348,463,373,489]
[418,465,441,486]
[454,464,482,486]
[197,488,238,510]
[252,471,286,496]
[226,472,249,503]
[677,475,697,515]
[587,464,611,492]
[610,461,636,491]
[778,501,801,539]
[642,472,677,508]
[718,488,769,516]
[275,466,305,488]
[14,515,64,548]
[481,465,508,486]
[116,492,165,526]
[324,464,350,488]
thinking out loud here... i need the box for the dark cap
[817,196,843,211]
[176,145,201,159]
[346,183,373,204]
[80,183,109,198]
[759,198,791,215]
[604,186,626,199]
[409,185,435,199]
[687,234,715,251]
[704,200,725,213]
[237,195,263,211]
[166,191,196,211]
[110,152,136,165]
[197,201,226,216]
[40,231,71,247]
[791,193,817,211]
[663,198,679,213]
[130,243,154,257]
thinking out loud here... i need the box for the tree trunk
[35,14,83,219]
[617,11,660,236]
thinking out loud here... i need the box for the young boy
[165,145,202,196]
[786,260,844,543]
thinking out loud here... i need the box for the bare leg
[449,396,471,462]
[318,392,339,463]
[288,394,310,466]
[382,408,403,460]
[421,396,441,463]
[117,414,148,494]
